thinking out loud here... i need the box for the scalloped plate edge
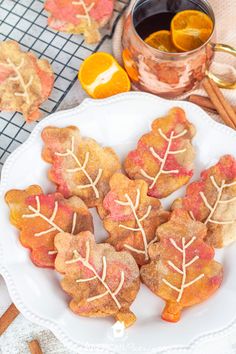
[1,92,236,354]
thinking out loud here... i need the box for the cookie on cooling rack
[172,155,236,248]
[5,185,93,268]
[140,209,223,322]
[55,230,140,327]
[102,173,169,265]
[124,107,196,199]
[44,0,115,44]
[41,126,121,210]
[0,41,54,122]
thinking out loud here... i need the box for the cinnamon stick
[0,303,19,335]
[203,78,236,129]
[28,340,43,354]
[189,95,216,112]
[209,78,236,126]
[189,94,236,114]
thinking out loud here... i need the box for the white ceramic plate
[1,92,236,354]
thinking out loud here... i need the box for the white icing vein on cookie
[55,136,103,199]
[3,58,33,104]
[162,236,204,302]
[199,176,236,225]
[22,196,77,237]
[115,188,155,261]
[66,240,125,309]
[72,0,95,26]
[140,128,187,189]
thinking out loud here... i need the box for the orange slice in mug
[145,30,178,52]
[171,10,213,52]
[79,52,131,99]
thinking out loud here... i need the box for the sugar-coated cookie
[172,155,236,248]
[44,0,115,44]
[55,231,140,327]
[103,173,169,265]
[0,41,54,122]
[141,210,223,322]
[124,107,195,198]
[5,185,93,268]
[41,126,121,210]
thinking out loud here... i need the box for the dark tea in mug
[135,0,208,39]
[134,0,213,52]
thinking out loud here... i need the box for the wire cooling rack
[0,0,129,172]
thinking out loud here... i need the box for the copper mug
[122,0,236,98]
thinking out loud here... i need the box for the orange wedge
[79,52,131,99]
[171,10,213,52]
[145,30,178,52]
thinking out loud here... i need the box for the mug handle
[206,43,236,89]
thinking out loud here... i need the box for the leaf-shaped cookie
[172,155,236,248]
[0,41,54,122]
[41,126,121,209]
[103,173,170,265]
[140,210,223,322]
[5,185,93,268]
[44,0,115,44]
[55,231,140,327]
[124,107,196,198]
